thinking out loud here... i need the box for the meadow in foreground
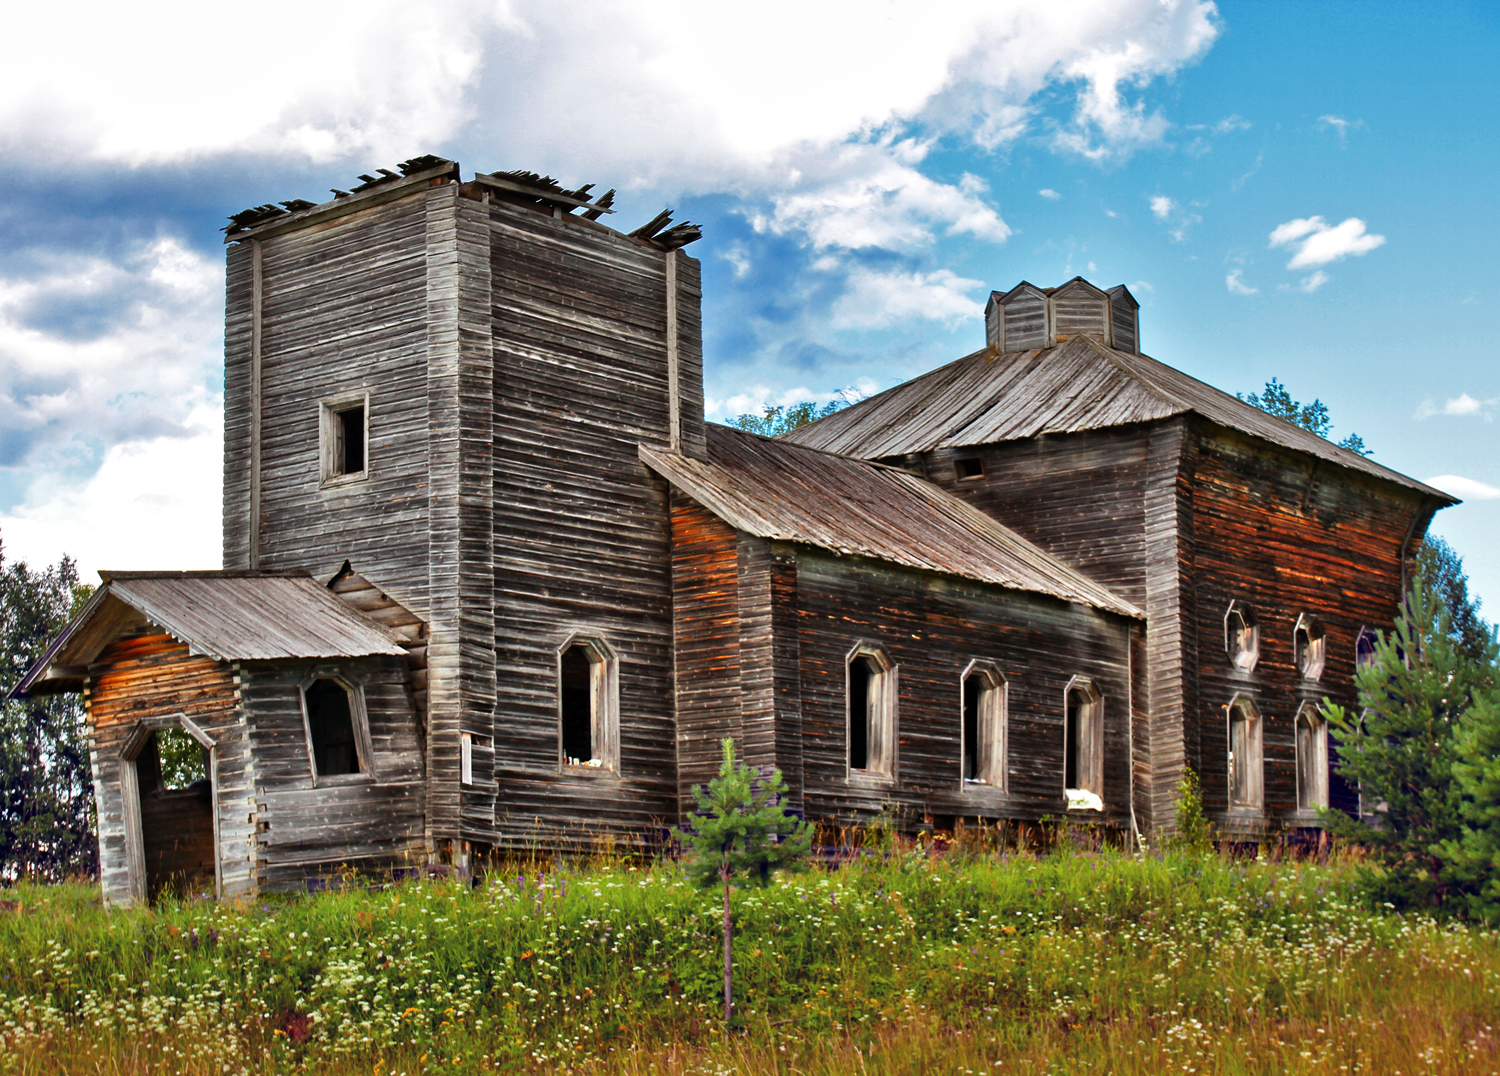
[2,839,1497,1075]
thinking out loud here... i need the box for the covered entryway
[121,717,221,902]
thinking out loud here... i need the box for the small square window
[955,457,984,480]
[321,394,369,484]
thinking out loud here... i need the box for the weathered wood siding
[1183,418,1432,831]
[487,199,700,845]
[793,550,1137,828]
[238,655,425,889]
[84,629,255,903]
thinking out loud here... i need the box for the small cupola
[984,277,1139,354]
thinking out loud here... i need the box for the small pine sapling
[682,739,814,1021]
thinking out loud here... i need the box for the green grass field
[2,841,1497,1074]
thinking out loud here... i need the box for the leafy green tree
[728,399,847,438]
[1321,580,1498,911]
[1417,535,1495,674]
[1238,377,1373,456]
[682,739,813,1020]
[0,540,97,882]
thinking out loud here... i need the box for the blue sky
[1,0,1496,611]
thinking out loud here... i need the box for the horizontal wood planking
[487,200,686,845]
[84,630,256,903]
[237,655,426,890]
[791,551,1136,828]
[1182,418,1431,831]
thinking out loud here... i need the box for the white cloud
[1269,216,1386,269]
[831,267,986,330]
[1226,270,1257,295]
[1039,189,1063,200]
[1415,393,1498,420]
[708,378,881,422]
[1150,195,1176,220]
[0,237,222,471]
[757,146,1011,251]
[1317,114,1364,142]
[1298,270,1330,293]
[0,404,222,578]
[1213,114,1250,133]
[1425,475,1500,502]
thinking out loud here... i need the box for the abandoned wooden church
[17,156,1456,902]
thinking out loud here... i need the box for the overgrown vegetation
[3,846,1500,1074]
[0,540,95,883]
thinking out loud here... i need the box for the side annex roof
[784,335,1455,503]
[641,424,1141,619]
[16,570,411,696]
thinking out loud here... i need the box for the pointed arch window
[557,634,619,772]
[1295,702,1329,811]
[1227,694,1264,810]
[847,642,897,779]
[960,661,1006,789]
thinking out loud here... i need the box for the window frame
[1226,693,1264,811]
[959,659,1007,791]
[1062,676,1104,803]
[954,456,985,481]
[555,633,620,775]
[1224,601,1260,673]
[1293,614,1326,681]
[320,391,371,487]
[1294,701,1329,813]
[1355,626,1379,669]
[845,641,898,782]
[298,671,377,787]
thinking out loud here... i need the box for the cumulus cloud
[1151,196,1175,220]
[708,378,882,422]
[1269,216,1386,269]
[831,266,987,330]
[1425,475,1500,502]
[0,405,222,577]
[1298,270,1330,293]
[0,237,222,471]
[756,144,1011,251]
[1226,269,1257,295]
[1039,189,1063,200]
[1415,393,1498,420]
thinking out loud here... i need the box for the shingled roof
[783,335,1456,503]
[16,571,410,696]
[641,424,1141,619]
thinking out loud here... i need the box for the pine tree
[1321,581,1496,910]
[681,739,813,1021]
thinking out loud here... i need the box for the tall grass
[2,843,1498,1074]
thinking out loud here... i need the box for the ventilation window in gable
[321,393,369,483]
[1063,677,1103,807]
[1295,703,1328,811]
[558,635,619,771]
[300,675,374,783]
[961,661,1006,788]
[1294,614,1326,680]
[955,457,984,480]
[1224,601,1259,672]
[847,642,896,778]
[1227,695,1264,810]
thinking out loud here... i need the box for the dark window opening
[1064,690,1081,790]
[1356,627,1379,667]
[560,644,594,764]
[337,406,366,475]
[306,678,359,776]
[955,457,984,480]
[848,656,875,770]
[962,677,980,781]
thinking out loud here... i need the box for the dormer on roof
[984,277,1140,354]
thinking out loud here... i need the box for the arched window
[299,675,373,782]
[1064,677,1103,800]
[1224,602,1259,672]
[1227,695,1264,810]
[1295,703,1328,811]
[1294,614,1326,681]
[847,642,896,778]
[557,635,619,771]
[961,661,1006,789]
